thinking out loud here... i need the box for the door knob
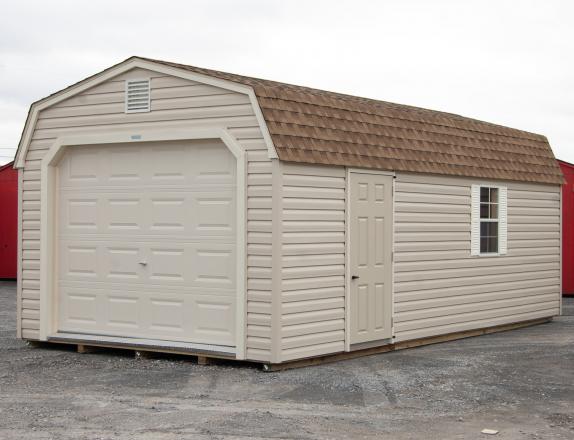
[351,275,359,280]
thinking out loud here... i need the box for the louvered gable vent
[125,79,150,113]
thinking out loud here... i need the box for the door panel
[349,172,393,344]
[56,140,237,346]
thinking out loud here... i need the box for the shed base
[24,317,552,370]
[46,333,236,360]
[262,317,553,371]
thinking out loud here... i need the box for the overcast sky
[1,0,573,165]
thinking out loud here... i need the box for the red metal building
[0,161,17,279]
[559,160,574,295]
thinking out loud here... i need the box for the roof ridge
[0,161,14,172]
[138,56,547,141]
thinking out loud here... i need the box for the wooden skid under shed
[28,317,552,370]
[263,317,553,371]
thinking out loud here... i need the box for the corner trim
[16,168,23,338]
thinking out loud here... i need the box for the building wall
[271,168,560,361]
[559,161,574,295]
[393,172,561,342]
[18,67,274,361]
[277,163,346,362]
[0,163,18,278]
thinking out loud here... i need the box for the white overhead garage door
[56,139,237,348]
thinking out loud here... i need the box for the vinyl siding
[246,151,274,361]
[279,163,346,362]
[19,67,274,361]
[393,172,561,342]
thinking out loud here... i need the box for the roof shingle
[127,58,564,185]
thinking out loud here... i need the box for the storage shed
[558,160,573,295]
[13,57,563,366]
[0,161,17,279]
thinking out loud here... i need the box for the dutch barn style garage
[13,57,563,366]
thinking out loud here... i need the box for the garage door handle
[351,275,359,280]
[139,261,147,266]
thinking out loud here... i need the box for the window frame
[479,187,500,255]
[471,184,508,257]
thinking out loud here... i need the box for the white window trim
[471,184,508,257]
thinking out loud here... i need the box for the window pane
[480,203,490,219]
[487,236,499,253]
[480,187,490,203]
[489,222,498,236]
[480,222,498,237]
[480,236,488,253]
[490,188,498,204]
[490,203,498,219]
[480,221,499,253]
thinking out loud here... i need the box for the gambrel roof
[16,56,563,184]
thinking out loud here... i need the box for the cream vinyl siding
[245,151,273,361]
[393,173,561,342]
[19,67,274,360]
[278,163,346,362]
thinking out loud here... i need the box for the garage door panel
[106,246,143,280]
[193,298,235,342]
[150,197,186,231]
[58,286,236,345]
[62,291,99,327]
[56,139,238,348]
[59,190,235,237]
[197,144,235,182]
[107,295,140,329]
[61,245,99,279]
[63,197,100,231]
[196,195,235,232]
[59,140,235,190]
[59,240,236,289]
[65,148,100,183]
[194,248,235,286]
[149,144,188,182]
[108,198,142,231]
[109,147,142,182]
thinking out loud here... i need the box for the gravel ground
[1,279,573,439]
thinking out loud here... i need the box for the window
[471,184,507,256]
[480,187,499,253]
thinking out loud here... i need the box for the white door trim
[39,128,248,359]
[344,168,395,351]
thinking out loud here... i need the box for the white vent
[125,79,150,113]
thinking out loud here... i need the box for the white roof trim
[14,57,278,168]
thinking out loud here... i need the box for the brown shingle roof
[143,57,563,184]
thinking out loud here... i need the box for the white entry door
[56,140,237,348]
[349,171,393,345]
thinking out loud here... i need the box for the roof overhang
[13,56,278,168]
